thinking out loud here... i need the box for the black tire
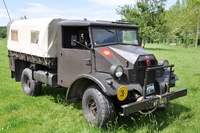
[21,68,42,96]
[82,85,115,128]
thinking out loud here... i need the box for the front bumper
[120,64,187,116]
[120,88,187,116]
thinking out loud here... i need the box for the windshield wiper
[103,27,115,34]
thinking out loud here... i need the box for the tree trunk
[195,16,200,49]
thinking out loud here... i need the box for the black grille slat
[138,69,155,87]
[137,60,156,87]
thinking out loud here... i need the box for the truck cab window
[62,26,90,49]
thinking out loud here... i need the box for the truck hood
[109,45,152,64]
[95,45,156,71]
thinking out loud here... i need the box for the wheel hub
[88,98,98,118]
[25,77,31,90]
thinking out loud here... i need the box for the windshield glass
[92,28,117,45]
[118,30,138,45]
[91,27,139,46]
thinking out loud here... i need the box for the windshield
[92,28,117,45]
[91,27,139,46]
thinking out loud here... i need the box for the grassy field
[0,38,199,133]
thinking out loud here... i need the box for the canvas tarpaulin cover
[7,18,64,58]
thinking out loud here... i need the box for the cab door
[58,49,91,87]
[57,26,92,87]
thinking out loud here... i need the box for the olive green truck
[7,18,187,128]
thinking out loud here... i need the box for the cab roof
[58,19,138,28]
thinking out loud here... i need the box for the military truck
[7,18,187,128]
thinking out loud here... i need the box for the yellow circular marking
[117,86,128,101]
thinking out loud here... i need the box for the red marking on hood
[100,48,114,57]
[138,46,144,50]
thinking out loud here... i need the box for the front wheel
[82,85,114,128]
[21,68,42,96]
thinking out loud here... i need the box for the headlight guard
[159,60,169,70]
[110,65,124,79]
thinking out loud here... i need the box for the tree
[116,0,167,45]
[186,0,200,48]
[165,0,184,44]
[0,26,7,38]
[165,0,200,48]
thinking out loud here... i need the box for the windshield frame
[90,26,140,47]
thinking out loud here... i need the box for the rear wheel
[21,68,42,96]
[82,85,114,128]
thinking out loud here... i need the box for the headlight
[110,65,124,78]
[159,60,169,70]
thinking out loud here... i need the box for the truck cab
[7,18,187,128]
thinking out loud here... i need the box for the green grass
[0,38,200,133]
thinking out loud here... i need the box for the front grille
[138,68,155,87]
[137,60,156,87]
[136,58,163,95]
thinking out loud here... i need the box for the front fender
[156,70,178,93]
[66,73,114,101]
[66,73,143,101]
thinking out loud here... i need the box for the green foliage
[0,38,200,132]
[161,0,200,47]
[116,0,200,47]
[0,26,7,38]
[116,0,167,44]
